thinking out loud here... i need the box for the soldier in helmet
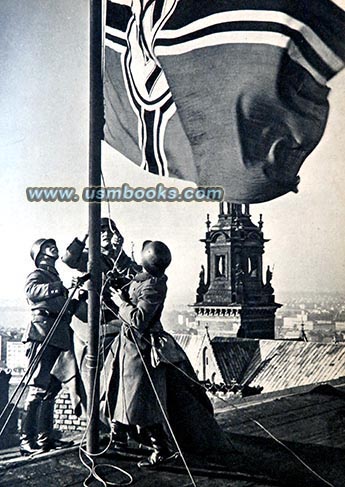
[21,239,73,455]
[62,217,140,335]
[57,218,141,417]
[109,240,179,467]
[102,240,218,468]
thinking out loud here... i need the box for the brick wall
[54,388,86,432]
[0,370,20,449]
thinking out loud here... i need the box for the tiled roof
[210,337,259,383]
[172,334,345,394]
[172,334,206,371]
[212,338,345,393]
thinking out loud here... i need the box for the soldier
[62,217,140,338]
[109,240,198,467]
[58,218,141,416]
[103,240,225,468]
[21,238,73,455]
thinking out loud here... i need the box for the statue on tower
[196,265,208,303]
[263,265,274,294]
[234,263,244,303]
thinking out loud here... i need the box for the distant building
[276,309,345,343]
[276,312,313,340]
[335,321,345,333]
[192,203,281,338]
[6,340,26,370]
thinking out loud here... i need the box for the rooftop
[173,334,345,393]
[1,381,344,487]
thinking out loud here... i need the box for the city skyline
[1,1,345,317]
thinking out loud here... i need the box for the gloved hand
[71,276,79,288]
[110,287,126,307]
[111,232,124,249]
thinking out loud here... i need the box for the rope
[0,282,81,438]
[101,170,112,223]
[101,299,198,485]
[96,172,196,485]
[100,297,335,487]
[140,335,336,487]
[77,262,134,486]
[128,328,198,487]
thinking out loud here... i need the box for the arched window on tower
[215,255,226,278]
[248,255,258,278]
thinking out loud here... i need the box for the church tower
[193,203,281,338]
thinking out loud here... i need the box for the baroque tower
[193,202,281,338]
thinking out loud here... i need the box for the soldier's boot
[19,399,41,456]
[37,399,73,453]
[110,421,129,450]
[137,424,179,468]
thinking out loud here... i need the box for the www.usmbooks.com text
[26,184,224,203]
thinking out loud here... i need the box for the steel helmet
[141,241,171,277]
[101,217,117,232]
[30,238,56,266]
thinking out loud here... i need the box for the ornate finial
[205,324,211,341]
[206,213,211,231]
[258,213,263,230]
[299,320,308,342]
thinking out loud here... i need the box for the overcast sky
[0,1,345,315]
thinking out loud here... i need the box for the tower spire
[192,202,281,338]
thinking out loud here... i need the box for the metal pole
[86,0,103,454]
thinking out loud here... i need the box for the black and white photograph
[0,1,345,486]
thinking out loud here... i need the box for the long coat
[102,271,231,454]
[113,270,170,426]
[52,238,140,415]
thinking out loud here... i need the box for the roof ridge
[206,332,225,384]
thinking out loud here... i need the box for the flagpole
[86,0,103,454]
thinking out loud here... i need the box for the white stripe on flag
[106,26,127,39]
[139,106,147,171]
[153,110,164,176]
[155,31,328,85]
[108,0,132,6]
[158,103,176,177]
[158,10,344,73]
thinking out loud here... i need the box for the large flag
[104,0,345,203]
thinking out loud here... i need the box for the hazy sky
[1,1,345,315]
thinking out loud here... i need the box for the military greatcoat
[113,270,170,426]
[102,271,232,455]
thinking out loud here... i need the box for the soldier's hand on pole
[71,273,90,289]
